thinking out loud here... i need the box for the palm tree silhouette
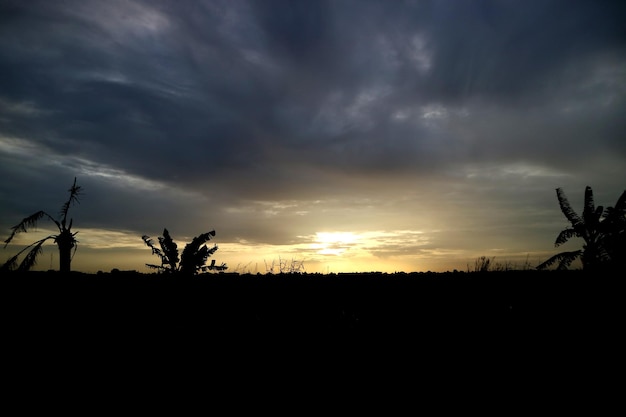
[3,178,82,273]
[142,229,227,275]
[599,190,626,268]
[538,186,626,271]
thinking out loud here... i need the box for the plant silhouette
[3,178,82,273]
[537,186,626,271]
[142,228,227,275]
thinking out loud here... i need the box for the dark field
[2,269,622,404]
[3,269,621,336]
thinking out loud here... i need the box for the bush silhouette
[538,186,626,271]
[142,228,227,275]
[3,178,82,273]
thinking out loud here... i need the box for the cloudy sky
[1,0,625,273]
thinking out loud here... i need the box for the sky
[1,0,625,274]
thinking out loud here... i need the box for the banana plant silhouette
[538,186,626,271]
[142,229,227,275]
[3,178,82,273]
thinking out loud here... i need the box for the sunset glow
[311,232,360,256]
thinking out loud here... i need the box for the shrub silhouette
[538,186,626,271]
[3,178,82,273]
[142,228,227,275]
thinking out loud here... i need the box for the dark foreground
[2,269,623,408]
[3,269,621,336]
[2,270,623,377]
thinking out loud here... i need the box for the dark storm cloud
[251,0,333,65]
[413,0,626,101]
[1,0,625,256]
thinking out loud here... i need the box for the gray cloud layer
[1,0,625,270]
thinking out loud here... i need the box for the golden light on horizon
[311,231,361,256]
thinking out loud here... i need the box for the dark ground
[3,269,622,337]
[1,269,622,407]
[2,269,620,330]
[2,269,622,353]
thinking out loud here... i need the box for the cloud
[1,0,625,272]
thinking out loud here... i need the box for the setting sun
[312,232,360,256]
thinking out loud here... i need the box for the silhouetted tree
[142,228,227,276]
[599,190,626,269]
[3,178,82,273]
[537,186,626,271]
